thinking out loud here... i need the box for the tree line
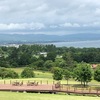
[0,44,100,70]
[53,62,100,86]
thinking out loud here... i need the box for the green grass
[0,68,100,100]
[2,67,100,85]
[34,71,52,78]
[2,68,100,90]
[8,68,24,73]
[0,92,99,100]
[8,68,53,78]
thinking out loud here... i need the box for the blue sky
[0,0,100,35]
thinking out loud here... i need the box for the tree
[43,60,53,71]
[53,67,63,80]
[3,70,19,79]
[64,69,71,85]
[8,47,19,67]
[21,68,35,78]
[0,68,18,79]
[0,68,6,79]
[0,56,10,68]
[59,60,67,69]
[62,52,75,70]
[46,52,56,62]
[74,62,92,87]
[94,66,100,82]
[35,60,44,70]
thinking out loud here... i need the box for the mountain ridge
[0,33,100,44]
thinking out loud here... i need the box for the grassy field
[8,68,53,78]
[1,67,100,85]
[0,68,100,100]
[0,92,99,100]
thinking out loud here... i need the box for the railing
[0,80,100,95]
[53,84,100,95]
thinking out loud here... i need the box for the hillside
[0,33,100,44]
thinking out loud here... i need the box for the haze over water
[47,40,100,48]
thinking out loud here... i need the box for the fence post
[96,89,98,94]
[89,87,91,93]
[82,88,83,93]
[53,81,55,85]
[40,80,42,84]
[66,86,68,92]
[52,85,53,90]
[74,87,76,92]
[47,80,48,84]
[4,80,5,84]
[10,80,11,84]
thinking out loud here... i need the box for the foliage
[74,62,92,87]
[21,67,35,78]
[0,68,19,79]
[1,44,100,71]
[43,60,53,71]
[94,65,100,82]
[53,67,63,80]
[62,52,76,70]
[46,52,56,61]
[64,69,71,84]
[35,60,44,70]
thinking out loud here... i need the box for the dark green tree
[3,70,19,79]
[53,67,63,80]
[0,68,6,79]
[21,68,35,78]
[62,52,76,70]
[36,60,44,70]
[94,66,100,82]
[0,68,18,79]
[59,60,67,69]
[43,60,53,71]
[46,52,56,62]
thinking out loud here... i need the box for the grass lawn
[0,68,100,100]
[1,67,100,85]
[0,92,99,100]
[8,68,53,79]
[1,67,99,90]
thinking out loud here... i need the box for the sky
[0,0,100,35]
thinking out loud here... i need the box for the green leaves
[64,69,71,85]
[94,66,100,82]
[74,62,92,86]
[0,68,19,79]
[21,67,35,78]
[53,67,63,80]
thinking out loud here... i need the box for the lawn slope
[0,92,99,100]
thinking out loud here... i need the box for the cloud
[59,23,80,27]
[0,0,100,34]
[0,23,45,30]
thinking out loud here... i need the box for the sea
[45,40,100,48]
[1,40,100,48]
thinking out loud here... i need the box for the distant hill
[0,33,100,44]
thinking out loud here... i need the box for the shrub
[94,66,100,82]
[21,67,35,78]
[0,67,19,79]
